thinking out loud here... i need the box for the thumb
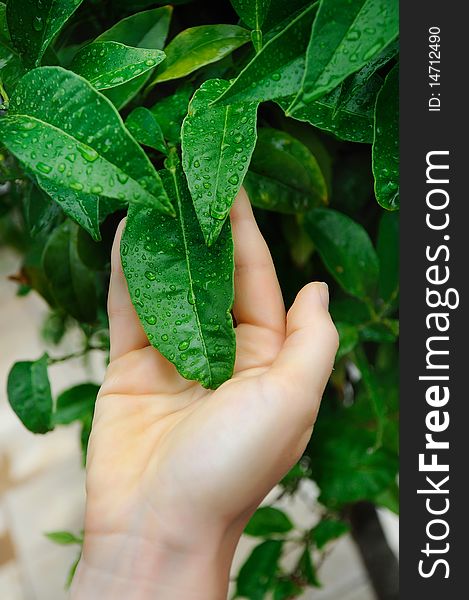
[268,282,339,407]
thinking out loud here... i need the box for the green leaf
[304,208,379,299]
[0,67,173,214]
[80,414,92,465]
[97,6,172,47]
[273,580,303,600]
[279,68,383,144]
[7,354,52,434]
[6,0,85,68]
[97,6,172,110]
[293,0,398,105]
[230,0,271,30]
[310,518,350,550]
[66,553,81,589]
[337,39,399,109]
[336,322,359,360]
[296,547,320,587]
[236,540,283,600]
[377,210,399,304]
[372,64,399,209]
[181,79,258,245]
[52,383,99,426]
[214,4,317,106]
[150,82,193,144]
[263,0,311,30]
[149,25,250,85]
[308,415,398,507]
[0,37,25,96]
[126,107,167,155]
[70,42,165,90]
[122,161,236,389]
[35,177,102,242]
[42,220,97,322]
[245,128,327,214]
[45,531,82,545]
[23,182,62,238]
[245,507,294,537]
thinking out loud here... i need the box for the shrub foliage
[0,0,398,596]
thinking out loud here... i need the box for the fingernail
[318,282,329,310]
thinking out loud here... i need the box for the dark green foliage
[0,1,399,596]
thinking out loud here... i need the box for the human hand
[71,189,338,600]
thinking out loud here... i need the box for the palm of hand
[84,191,338,550]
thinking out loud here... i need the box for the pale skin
[70,189,339,600]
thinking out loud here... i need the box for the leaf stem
[48,344,106,365]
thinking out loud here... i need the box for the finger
[268,282,339,412]
[231,188,285,335]
[108,219,150,361]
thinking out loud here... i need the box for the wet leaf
[52,383,99,425]
[149,24,250,85]
[126,107,167,154]
[98,6,172,109]
[150,82,193,144]
[122,161,236,389]
[230,0,271,30]
[36,177,101,241]
[304,208,379,299]
[244,128,327,213]
[279,68,383,144]
[292,0,398,105]
[6,0,85,68]
[0,67,173,214]
[214,4,317,106]
[245,507,294,537]
[71,42,165,90]
[7,354,52,433]
[337,39,398,108]
[181,78,258,245]
[42,220,98,322]
[373,64,399,209]
[236,540,283,600]
[230,0,270,50]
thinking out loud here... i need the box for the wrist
[70,522,242,600]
